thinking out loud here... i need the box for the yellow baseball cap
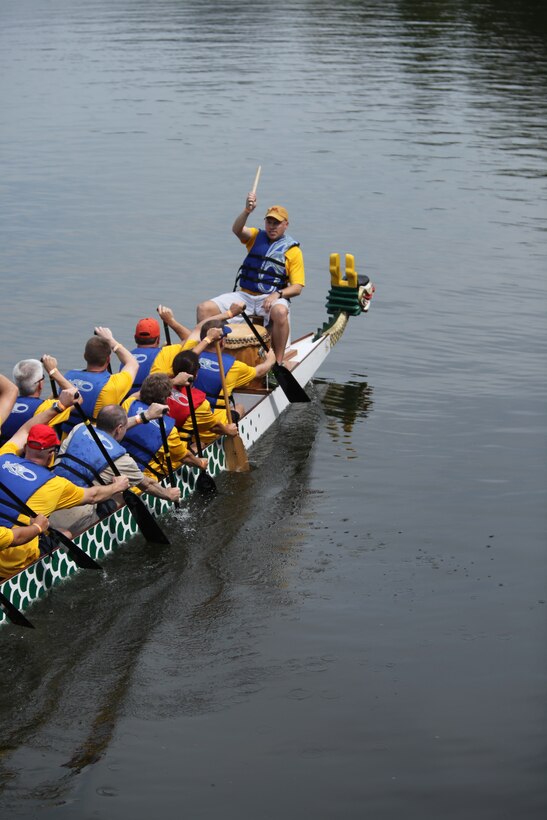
[265,206,289,222]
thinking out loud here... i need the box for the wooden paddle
[184,382,217,494]
[214,341,250,472]
[0,479,102,571]
[71,403,171,544]
[251,165,261,195]
[240,311,310,403]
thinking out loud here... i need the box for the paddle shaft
[214,342,233,424]
[163,321,172,346]
[184,384,204,458]
[157,415,179,505]
[240,311,310,403]
[0,590,35,629]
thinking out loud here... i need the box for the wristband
[52,399,66,413]
[32,522,43,535]
[49,367,58,376]
[112,343,120,354]
[134,414,142,425]
[140,412,149,425]
[204,336,212,346]
[225,310,232,319]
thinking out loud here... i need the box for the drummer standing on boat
[196,193,305,366]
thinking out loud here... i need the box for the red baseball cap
[135,317,160,339]
[27,424,61,450]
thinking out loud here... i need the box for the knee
[270,304,289,325]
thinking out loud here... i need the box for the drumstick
[251,165,261,194]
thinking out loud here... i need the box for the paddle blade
[0,591,35,629]
[123,490,171,545]
[196,470,217,495]
[272,363,311,403]
[48,529,103,570]
[224,435,250,472]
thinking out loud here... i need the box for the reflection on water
[315,377,374,459]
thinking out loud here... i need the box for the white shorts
[211,291,290,326]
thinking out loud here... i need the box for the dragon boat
[0,254,374,628]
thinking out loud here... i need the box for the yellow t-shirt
[0,525,38,578]
[179,397,232,447]
[243,227,305,287]
[94,371,135,414]
[0,527,14,550]
[122,395,188,477]
[34,397,72,428]
[150,340,195,378]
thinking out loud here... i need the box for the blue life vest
[55,423,126,487]
[0,397,43,444]
[122,347,161,395]
[122,400,175,472]
[193,351,235,409]
[62,370,110,434]
[0,454,52,527]
[237,229,298,294]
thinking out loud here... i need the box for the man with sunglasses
[196,192,305,367]
[0,356,73,444]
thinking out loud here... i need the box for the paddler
[57,327,139,436]
[167,350,241,447]
[0,388,129,577]
[196,194,305,367]
[122,373,207,478]
[0,356,73,444]
[50,403,181,534]
[189,319,274,411]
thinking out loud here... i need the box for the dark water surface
[1,1,546,818]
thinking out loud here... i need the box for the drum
[224,321,270,389]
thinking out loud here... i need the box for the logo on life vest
[170,391,188,407]
[135,353,149,364]
[12,402,30,414]
[199,358,219,373]
[70,378,94,392]
[1,460,37,481]
[83,428,114,451]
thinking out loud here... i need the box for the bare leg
[197,299,222,323]
[269,304,290,365]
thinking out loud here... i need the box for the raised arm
[232,191,257,241]
[41,355,75,392]
[94,326,139,380]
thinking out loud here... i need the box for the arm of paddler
[126,402,169,431]
[157,305,192,343]
[41,354,75,393]
[0,515,50,549]
[94,326,139,381]
[232,194,258,241]
[0,374,18,431]
[33,398,71,428]
[6,387,81,451]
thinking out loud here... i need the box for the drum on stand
[224,321,270,390]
